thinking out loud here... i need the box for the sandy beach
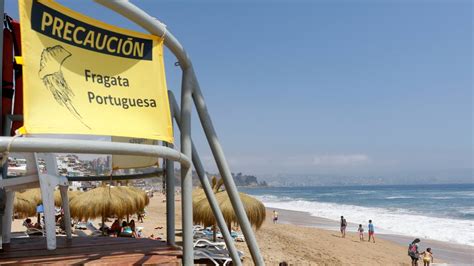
[258,208,473,265]
[10,193,472,265]
[236,209,410,265]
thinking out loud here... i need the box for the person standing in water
[421,248,433,266]
[340,216,347,238]
[368,220,375,243]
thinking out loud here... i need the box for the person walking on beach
[272,210,279,224]
[340,216,347,238]
[358,224,364,241]
[421,248,433,266]
[368,220,375,243]
[408,238,421,266]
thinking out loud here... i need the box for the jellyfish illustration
[38,45,90,129]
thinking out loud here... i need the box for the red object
[10,18,23,136]
[2,26,14,134]
[1,15,23,136]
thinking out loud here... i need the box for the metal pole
[190,70,264,265]
[165,91,176,246]
[1,190,13,244]
[0,0,6,251]
[165,141,175,245]
[181,69,193,264]
[94,0,191,70]
[93,1,262,264]
[66,170,163,181]
[165,101,176,246]
[169,91,241,264]
[59,185,72,239]
[0,138,191,168]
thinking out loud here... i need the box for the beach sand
[269,208,472,265]
[11,194,470,265]
[235,209,411,265]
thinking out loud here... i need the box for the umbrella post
[213,224,216,242]
[102,216,105,236]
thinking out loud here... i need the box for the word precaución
[32,0,153,60]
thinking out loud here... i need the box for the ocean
[240,183,474,246]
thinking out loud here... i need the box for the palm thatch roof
[54,190,82,206]
[18,189,42,205]
[192,177,266,229]
[125,186,150,210]
[15,188,82,208]
[13,194,36,218]
[69,186,149,220]
[192,176,222,204]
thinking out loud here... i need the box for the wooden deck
[0,236,182,265]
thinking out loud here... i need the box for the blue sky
[5,0,472,177]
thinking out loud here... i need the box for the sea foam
[257,195,474,246]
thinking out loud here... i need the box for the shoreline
[270,207,473,265]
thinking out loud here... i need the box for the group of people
[103,219,142,238]
[340,216,375,243]
[408,238,434,266]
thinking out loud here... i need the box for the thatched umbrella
[54,190,82,206]
[69,186,149,231]
[192,176,222,205]
[15,188,82,207]
[193,177,266,240]
[13,194,36,219]
[125,186,150,209]
[15,189,43,223]
[16,188,83,222]
[193,191,266,229]
[18,189,42,205]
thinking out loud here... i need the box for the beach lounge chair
[232,231,245,242]
[194,239,244,265]
[194,248,243,266]
[11,231,29,238]
[86,222,104,236]
[26,227,44,236]
[194,250,221,266]
[75,221,87,230]
[193,238,227,249]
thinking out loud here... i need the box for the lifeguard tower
[0,0,264,265]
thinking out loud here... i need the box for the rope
[1,132,23,165]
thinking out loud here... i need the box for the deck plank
[0,236,181,265]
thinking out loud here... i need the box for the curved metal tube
[94,0,191,70]
[66,170,164,181]
[93,1,264,265]
[0,137,191,168]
